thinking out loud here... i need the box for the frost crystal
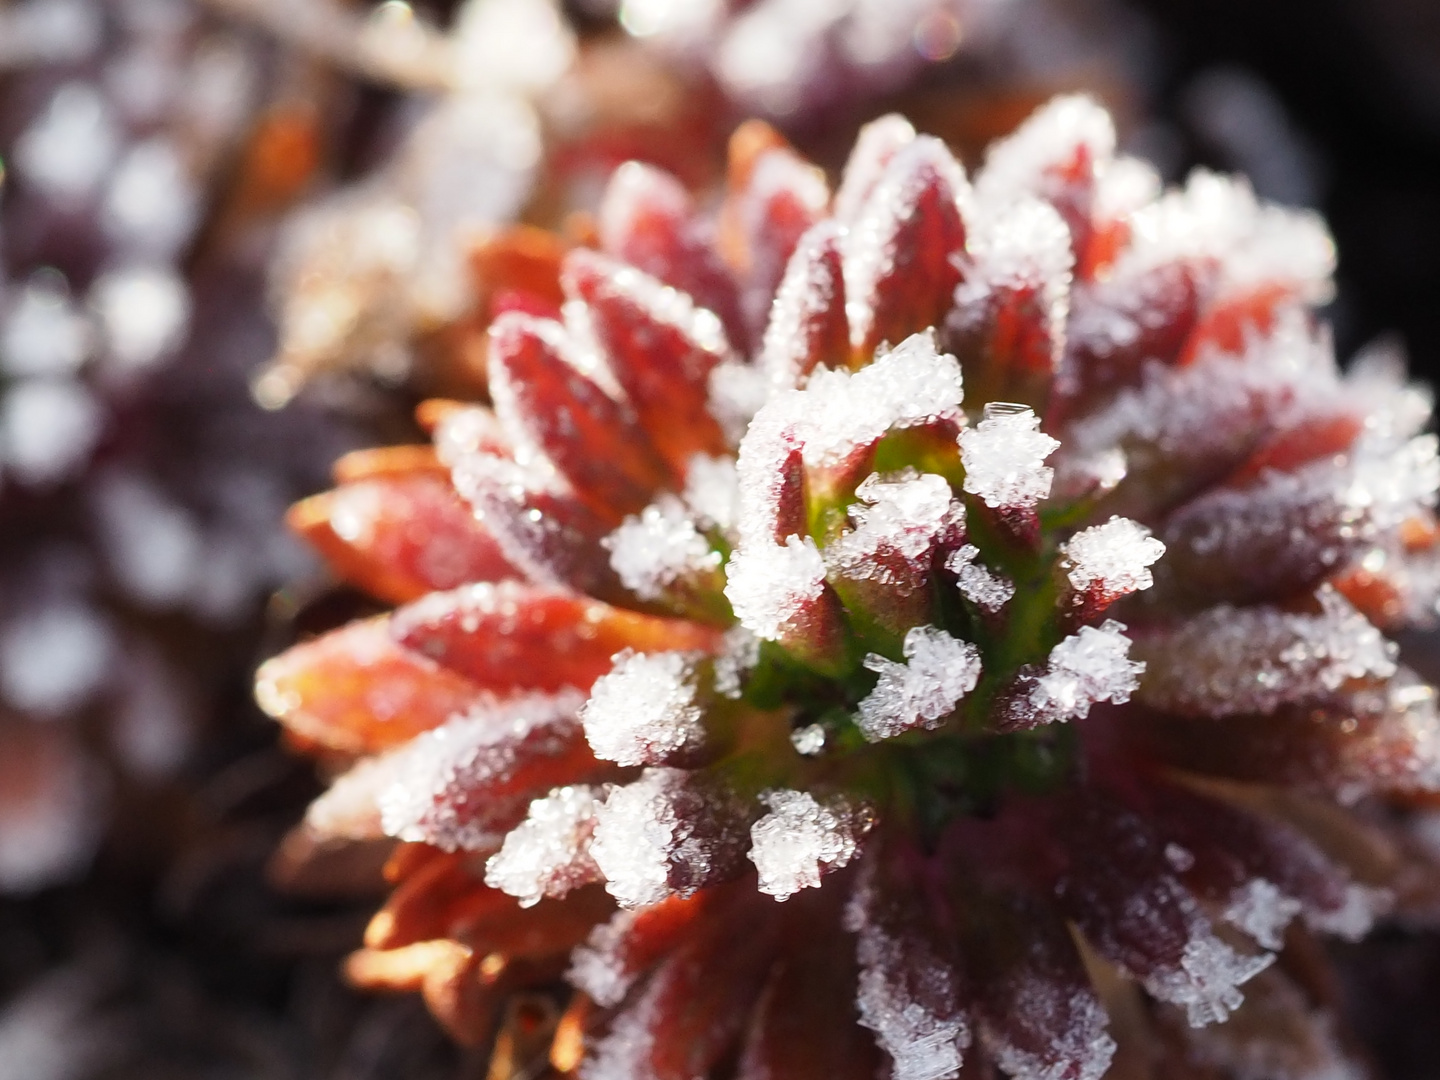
[739,332,964,492]
[579,978,662,1080]
[945,544,1015,612]
[858,625,982,741]
[974,94,1116,209]
[682,453,740,532]
[590,768,748,909]
[827,470,962,573]
[1224,879,1303,951]
[983,981,1116,1080]
[1061,516,1166,601]
[790,723,827,756]
[1137,587,1398,718]
[848,877,971,1080]
[713,625,760,699]
[1145,929,1274,1028]
[959,403,1059,510]
[749,790,870,900]
[952,195,1074,362]
[604,497,721,601]
[580,650,707,766]
[724,534,829,642]
[376,690,588,852]
[1024,621,1143,725]
[568,909,644,1008]
[1304,884,1391,941]
[485,785,603,907]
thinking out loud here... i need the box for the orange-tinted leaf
[1178,281,1297,367]
[255,619,486,753]
[290,475,518,605]
[391,581,723,693]
[332,444,449,483]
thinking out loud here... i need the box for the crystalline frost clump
[959,403,1060,511]
[1061,516,1166,603]
[858,625,983,741]
[486,784,604,907]
[1021,621,1144,726]
[945,544,1015,612]
[826,470,963,579]
[590,768,748,909]
[581,650,708,766]
[604,497,722,601]
[724,534,829,642]
[749,789,871,900]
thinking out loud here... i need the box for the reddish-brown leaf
[255,619,487,753]
[488,313,671,520]
[290,475,518,605]
[563,250,729,477]
[390,581,724,693]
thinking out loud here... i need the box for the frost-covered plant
[259,97,1440,1078]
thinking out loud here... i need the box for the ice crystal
[826,470,963,574]
[749,789,870,899]
[590,768,749,909]
[724,534,829,642]
[858,625,982,741]
[945,544,1015,611]
[604,497,722,601]
[1060,516,1165,603]
[1224,878,1302,951]
[580,650,708,766]
[1145,929,1274,1028]
[1018,621,1143,726]
[959,403,1059,511]
[486,784,604,906]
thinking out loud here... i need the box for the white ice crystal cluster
[580,649,708,766]
[945,545,1014,612]
[485,784,603,906]
[858,626,983,741]
[590,768,749,909]
[748,789,871,899]
[605,497,724,600]
[1061,516,1166,603]
[959,403,1060,511]
[1019,621,1144,727]
[825,470,964,586]
[1144,926,1274,1029]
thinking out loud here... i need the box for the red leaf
[488,313,671,520]
[256,619,487,753]
[290,475,519,605]
[390,581,724,693]
[563,250,729,478]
